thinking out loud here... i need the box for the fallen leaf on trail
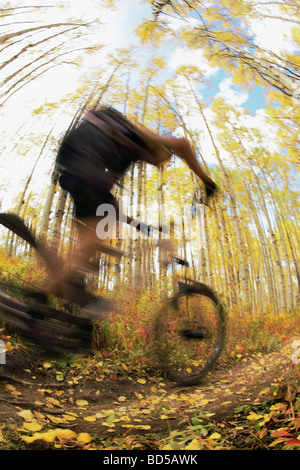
[84,416,96,422]
[161,444,173,450]
[77,433,92,444]
[34,401,44,407]
[210,432,222,440]
[63,414,77,421]
[270,403,286,411]
[38,389,52,396]
[33,411,45,421]
[259,388,270,396]
[22,428,78,444]
[137,378,146,384]
[46,414,68,425]
[118,396,127,402]
[46,397,62,408]
[246,412,264,421]
[105,413,116,427]
[199,399,209,406]
[56,372,64,382]
[55,429,77,440]
[76,399,89,407]
[22,430,56,444]
[18,410,35,422]
[5,384,22,397]
[120,415,131,422]
[23,422,43,432]
[185,438,201,450]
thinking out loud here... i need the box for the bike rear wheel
[0,213,93,353]
[155,281,226,386]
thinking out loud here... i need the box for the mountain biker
[47,106,218,318]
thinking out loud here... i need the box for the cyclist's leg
[45,181,118,311]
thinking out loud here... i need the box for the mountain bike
[0,212,226,385]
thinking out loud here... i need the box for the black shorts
[59,173,115,220]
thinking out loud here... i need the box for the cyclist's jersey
[56,107,153,192]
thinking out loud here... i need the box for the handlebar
[136,222,189,267]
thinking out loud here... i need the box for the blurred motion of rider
[48,106,218,318]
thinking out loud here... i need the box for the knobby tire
[155,281,226,386]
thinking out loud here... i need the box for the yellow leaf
[46,397,62,408]
[23,428,76,443]
[18,410,35,422]
[210,432,221,440]
[259,388,270,396]
[137,378,146,384]
[120,416,131,422]
[62,414,77,421]
[46,414,68,424]
[33,411,45,421]
[161,444,173,450]
[270,403,286,411]
[5,342,13,351]
[38,389,52,396]
[247,412,264,421]
[185,438,201,450]
[77,433,92,444]
[76,399,89,407]
[21,435,36,444]
[55,429,77,440]
[35,430,57,443]
[199,399,209,406]
[34,401,44,407]
[84,416,96,422]
[122,363,128,371]
[23,422,43,432]
[43,362,51,369]
[118,396,127,402]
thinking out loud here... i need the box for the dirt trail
[0,342,293,448]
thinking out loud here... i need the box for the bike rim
[156,288,226,385]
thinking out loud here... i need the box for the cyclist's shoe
[26,290,49,304]
[181,329,207,339]
[81,297,115,320]
[62,278,95,307]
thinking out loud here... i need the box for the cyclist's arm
[141,128,216,189]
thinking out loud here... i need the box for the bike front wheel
[155,281,226,386]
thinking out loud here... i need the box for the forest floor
[0,337,298,451]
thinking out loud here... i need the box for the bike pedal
[26,291,48,304]
[180,329,206,339]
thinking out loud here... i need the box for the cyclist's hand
[136,221,151,236]
[204,181,219,205]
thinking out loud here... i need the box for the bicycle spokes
[155,284,226,385]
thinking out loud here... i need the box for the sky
[0,0,298,211]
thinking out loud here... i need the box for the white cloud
[217,77,249,107]
[247,2,296,55]
[169,47,220,78]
